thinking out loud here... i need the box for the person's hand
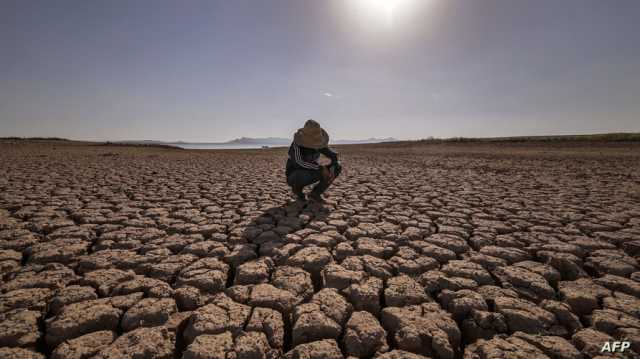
[322,165,335,183]
[320,166,330,181]
[324,166,336,183]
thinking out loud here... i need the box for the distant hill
[224,137,290,145]
[0,137,71,141]
[217,137,398,145]
[4,134,638,146]
[115,137,399,146]
[221,137,398,145]
[413,132,640,143]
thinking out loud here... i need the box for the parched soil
[1,141,639,358]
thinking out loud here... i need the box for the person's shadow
[240,199,331,251]
[225,199,331,352]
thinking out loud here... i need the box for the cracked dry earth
[1,141,640,359]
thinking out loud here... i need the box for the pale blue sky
[1,0,639,141]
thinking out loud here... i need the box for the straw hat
[294,119,329,149]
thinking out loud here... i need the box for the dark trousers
[287,169,333,195]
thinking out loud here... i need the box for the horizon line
[2,131,640,144]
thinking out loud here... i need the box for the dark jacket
[286,142,338,178]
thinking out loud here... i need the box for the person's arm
[319,147,338,164]
[289,143,320,170]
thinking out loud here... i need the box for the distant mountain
[221,136,398,145]
[225,137,290,145]
[114,136,399,147]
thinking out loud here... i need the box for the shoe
[308,191,325,203]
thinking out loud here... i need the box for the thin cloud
[323,92,333,97]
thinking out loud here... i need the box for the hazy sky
[1,0,639,141]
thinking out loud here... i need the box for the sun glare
[348,0,417,28]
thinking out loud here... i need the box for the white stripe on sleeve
[294,144,319,170]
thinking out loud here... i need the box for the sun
[349,0,416,28]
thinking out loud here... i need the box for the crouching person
[285,119,341,202]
